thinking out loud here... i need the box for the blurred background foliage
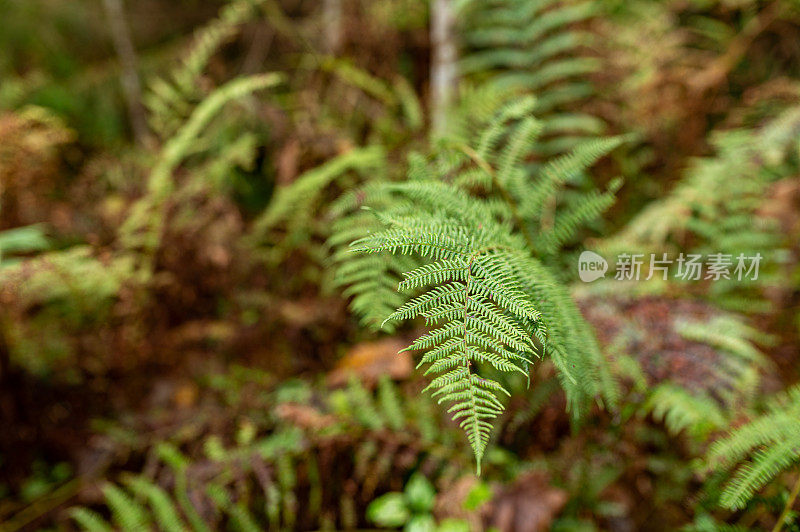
[1,0,800,530]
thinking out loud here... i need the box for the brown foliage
[0,109,74,231]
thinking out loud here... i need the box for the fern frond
[504,250,617,412]
[123,476,186,532]
[206,483,261,532]
[157,444,212,532]
[252,146,386,237]
[331,94,620,469]
[720,434,800,510]
[458,0,604,153]
[122,73,283,256]
[103,483,153,531]
[647,384,727,439]
[144,0,268,138]
[357,220,541,471]
[70,508,114,532]
[705,384,800,510]
[537,183,618,256]
[516,136,624,220]
[377,376,405,432]
[600,106,799,311]
[328,187,423,331]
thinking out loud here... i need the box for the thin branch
[771,471,800,532]
[0,313,10,388]
[690,1,782,94]
[240,25,275,75]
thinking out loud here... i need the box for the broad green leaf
[404,473,436,513]
[367,492,410,527]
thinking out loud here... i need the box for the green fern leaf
[103,483,152,531]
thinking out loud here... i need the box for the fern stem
[492,176,536,251]
[464,253,481,475]
[771,471,800,532]
[455,143,537,251]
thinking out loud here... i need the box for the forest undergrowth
[1,0,800,531]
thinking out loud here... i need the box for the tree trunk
[430,0,457,134]
[323,0,344,55]
[102,0,149,146]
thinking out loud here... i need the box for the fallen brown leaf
[328,338,411,387]
[485,472,568,532]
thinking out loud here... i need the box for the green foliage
[705,384,800,510]
[367,473,472,532]
[605,129,774,257]
[328,184,418,332]
[676,317,768,396]
[144,0,270,140]
[255,146,385,233]
[369,492,412,527]
[118,0,289,270]
[122,73,283,261]
[0,0,131,142]
[0,7,284,376]
[249,145,387,265]
[457,0,605,154]
[0,225,50,267]
[319,57,424,133]
[642,315,769,440]
[17,461,73,503]
[71,374,471,531]
[682,512,751,532]
[70,471,268,532]
[0,247,137,375]
[647,384,728,440]
[6,0,800,529]
[602,103,800,312]
[332,93,622,472]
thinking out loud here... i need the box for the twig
[690,1,782,94]
[0,479,83,532]
[0,314,10,386]
[240,25,275,75]
[771,471,800,532]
